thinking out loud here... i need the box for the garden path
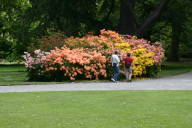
[0,72,192,93]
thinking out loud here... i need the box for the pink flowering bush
[23,50,51,81]
[23,29,164,81]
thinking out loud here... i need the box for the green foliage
[27,0,98,36]
[145,65,160,77]
[158,0,192,60]
[28,32,66,52]
[135,0,192,61]
[150,22,172,59]
[1,0,192,62]
[0,0,31,60]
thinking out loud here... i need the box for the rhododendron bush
[23,30,164,81]
[23,48,106,81]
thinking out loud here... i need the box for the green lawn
[0,65,66,85]
[0,91,192,128]
[158,61,192,77]
[0,61,192,85]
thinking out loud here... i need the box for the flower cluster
[23,50,50,69]
[43,47,107,80]
[63,33,114,55]
[115,35,164,76]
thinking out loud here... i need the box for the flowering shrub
[44,47,107,80]
[23,48,107,81]
[115,35,164,77]
[23,29,164,81]
[23,50,51,81]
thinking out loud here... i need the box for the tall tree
[0,0,31,60]
[165,0,192,61]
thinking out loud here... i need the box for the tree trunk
[167,23,180,61]
[119,0,136,35]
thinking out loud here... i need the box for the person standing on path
[123,53,134,82]
[111,51,120,82]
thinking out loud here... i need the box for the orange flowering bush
[63,33,114,55]
[43,47,107,80]
[23,48,107,81]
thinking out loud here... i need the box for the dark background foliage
[0,0,192,61]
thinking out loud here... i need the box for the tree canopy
[0,0,192,61]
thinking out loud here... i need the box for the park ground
[0,61,192,128]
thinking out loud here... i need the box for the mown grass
[0,61,192,85]
[158,61,192,77]
[0,91,192,128]
[0,65,65,85]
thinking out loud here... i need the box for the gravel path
[0,72,192,93]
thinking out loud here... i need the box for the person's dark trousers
[112,65,120,81]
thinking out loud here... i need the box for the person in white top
[111,51,120,82]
